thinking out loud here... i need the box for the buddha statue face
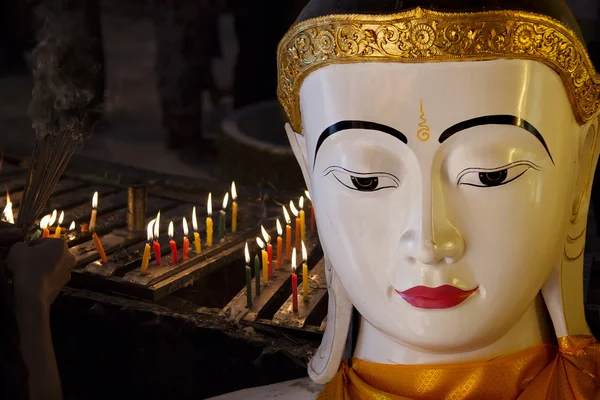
[287,59,596,353]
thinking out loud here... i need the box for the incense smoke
[29,0,101,140]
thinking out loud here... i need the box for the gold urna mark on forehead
[417,99,430,142]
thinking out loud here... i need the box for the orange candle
[168,221,178,264]
[92,232,108,263]
[231,181,238,233]
[283,206,292,261]
[276,219,283,270]
[182,217,190,260]
[89,192,98,231]
[40,214,51,238]
[290,200,300,250]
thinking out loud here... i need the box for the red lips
[396,285,478,309]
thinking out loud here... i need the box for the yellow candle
[299,196,306,242]
[53,211,64,238]
[192,206,202,254]
[141,243,151,275]
[276,219,283,270]
[257,237,268,284]
[92,232,108,263]
[206,193,213,247]
[194,232,201,254]
[290,201,301,251]
[302,241,308,301]
[231,181,238,233]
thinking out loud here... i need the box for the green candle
[254,253,261,297]
[245,243,252,308]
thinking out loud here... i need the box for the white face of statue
[295,60,582,352]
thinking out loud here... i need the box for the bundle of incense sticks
[17,0,100,233]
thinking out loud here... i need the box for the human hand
[7,238,76,311]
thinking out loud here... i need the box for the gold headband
[277,7,600,132]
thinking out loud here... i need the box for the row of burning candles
[241,191,316,313]
[1,191,77,237]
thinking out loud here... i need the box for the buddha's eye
[324,166,399,192]
[457,161,541,188]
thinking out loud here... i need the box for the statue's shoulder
[208,377,323,400]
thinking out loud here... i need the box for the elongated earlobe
[285,123,311,188]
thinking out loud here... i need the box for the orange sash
[318,336,599,399]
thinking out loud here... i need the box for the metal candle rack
[0,161,328,334]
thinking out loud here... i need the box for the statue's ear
[285,123,311,188]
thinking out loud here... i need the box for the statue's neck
[353,294,555,365]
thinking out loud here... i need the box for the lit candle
[68,221,75,232]
[192,206,202,255]
[182,217,190,260]
[305,190,315,236]
[2,190,14,224]
[206,193,213,247]
[276,219,283,270]
[283,206,292,261]
[54,211,64,238]
[291,248,298,312]
[219,192,229,240]
[299,196,306,243]
[141,219,154,275]
[49,209,57,228]
[302,241,309,301]
[244,242,252,308]
[254,252,261,297]
[153,211,162,265]
[40,214,51,238]
[261,225,273,279]
[89,191,98,231]
[168,221,178,264]
[257,237,268,284]
[290,200,301,251]
[92,232,108,263]
[231,181,238,233]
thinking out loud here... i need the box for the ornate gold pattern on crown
[277,7,600,132]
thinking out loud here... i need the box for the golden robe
[318,336,599,399]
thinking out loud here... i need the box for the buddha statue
[214,0,600,398]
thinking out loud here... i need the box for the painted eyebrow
[438,115,554,165]
[314,120,408,167]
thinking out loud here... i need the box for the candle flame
[289,201,299,217]
[222,192,229,210]
[92,191,98,209]
[299,196,304,210]
[292,247,297,271]
[40,214,51,230]
[207,193,212,216]
[49,209,57,226]
[183,217,189,236]
[302,241,308,262]
[69,221,75,231]
[2,190,14,224]
[58,211,64,226]
[147,219,155,242]
[304,190,311,202]
[283,206,291,225]
[244,242,250,264]
[256,237,265,249]
[168,221,174,239]
[231,181,237,201]
[154,211,161,238]
[276,219,283,236]
[192,206,198,231]
[261,225,270,243]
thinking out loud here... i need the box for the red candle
[291,248,298,312]
[168,221,178,264]
[153,241,161,266]
[267,242,273,278]
[182,217,190,260]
